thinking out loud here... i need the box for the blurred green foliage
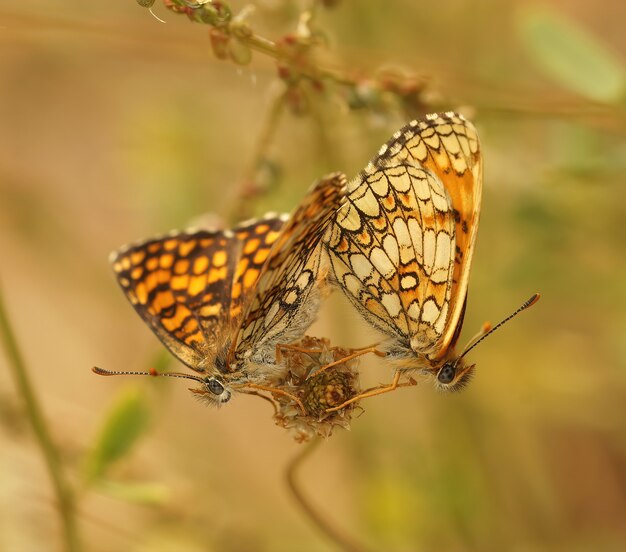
[83,387,151,484]
[517,5,626,103]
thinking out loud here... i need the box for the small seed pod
[209,28,230,60]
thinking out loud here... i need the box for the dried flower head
[271,336,361,442]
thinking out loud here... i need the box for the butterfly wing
[232,173,347,366]
[228,216,288,321]
[325,112,482,360]
[111,217,286,373]
[111,230,239,372]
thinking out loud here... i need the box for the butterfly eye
[437,363,456,385]
[206,378,225,396]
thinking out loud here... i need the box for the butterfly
[323,111,539,407]
[97,173,346,407]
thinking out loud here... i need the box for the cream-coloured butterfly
[321,112,538,409]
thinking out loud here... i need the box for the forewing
[233,173,347,364]
[326,112,482,358]
[112,216,288,374]
[111,230,238,372]
[229,216,287,321]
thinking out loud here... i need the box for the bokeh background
[2,1,626,551]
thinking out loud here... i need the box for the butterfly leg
[242,382,306,415]
[275,343,326,363]
[325,372,417,413]
[308,345,386,378]
[239,389,280,415]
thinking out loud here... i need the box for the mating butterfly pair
[97,112,536,419]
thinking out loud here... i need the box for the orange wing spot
[130,267,143,280]
[135,282,148,304]
[179,240,197,257]
[170,275,189,290]
[375,216,389,230]
[357,230,371,246]
[182,317,199,335]
[243,268,260,289]
[213,250,227,267]
[188,275,207,296]
[148,243,161,254]
[161,305,188,332]
[119,277,130,288]
[230,305,242,319]
[153,290,175,311]
[160,254,174,268]
[128,290,138,304]
[199,238,213,248]
[163,239,178,251]
[253,248,270,265]
[243,238,260,255]
[200,303,222,317]
[144,271,158,292]
[112,261,123,273]
[193,256,209,275]
[266,230,281,244]
[146,257,158,271]
[130,251,146,265]
[121,256,131,270]
[335,236,349,254]
[208,266,227,284]
[231,282,242,300]
[184,334,204,347]
[235,258,249,279]
[174,259,190,275]
[254,224,269,235]
[155,269,171,284]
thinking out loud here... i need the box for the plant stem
[228,87,287,222]
[285,437,368,552]
[164,1,361,88]
[0,287,81,552]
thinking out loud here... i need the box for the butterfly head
[189,375,233,406]
[435,358,475,391]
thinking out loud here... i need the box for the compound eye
[437,363,456,384]
[206,378,225,395]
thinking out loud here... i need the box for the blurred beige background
[1,1,626,551]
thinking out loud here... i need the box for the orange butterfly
[96,174,346,408]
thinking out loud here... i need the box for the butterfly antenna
[92,366,205,384]
[456,293,541,363]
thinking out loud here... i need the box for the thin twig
[162,1,369,88]
[303,82,341,171]
[228,87,288,222]
[0,286,81,552]
[285,437,368,552]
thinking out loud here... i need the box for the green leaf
[517,6,626,103]
[83,387,151,484]
[98,479,170,505]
